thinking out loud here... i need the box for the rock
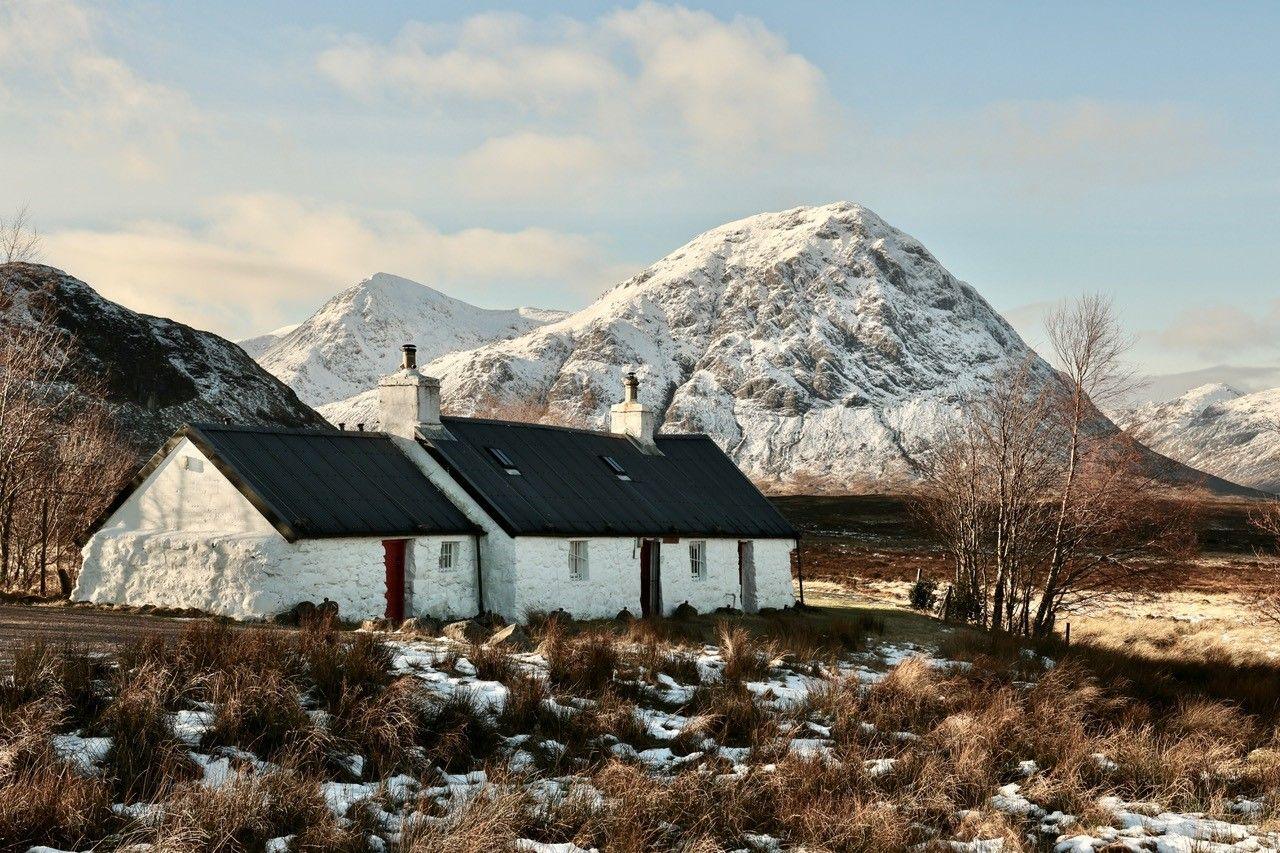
[361,618,392,632]
[399,616,440,636]
[672,601,699,619]
[714,605,742,615]
[442,619,488,644]
[475,611,508,630]
[615,608,636,623]
[486,623,533,651]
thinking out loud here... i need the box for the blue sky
[2,1,1277,383]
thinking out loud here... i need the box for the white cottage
[75,346,799,622]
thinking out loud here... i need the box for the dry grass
[5,605,1280,851]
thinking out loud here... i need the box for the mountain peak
[251,273,566,408]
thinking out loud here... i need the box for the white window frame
[689,540,707,580]
[569,540,589,582]
[439,540,458,571]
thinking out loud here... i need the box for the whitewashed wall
[76,439,480,621]
[395,433,796,621]
[509,535,796,619]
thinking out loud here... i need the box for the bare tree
[0,204,43,264]
[0,287,129,594]
[915,296,1192,637]
[1033,295,1137,635]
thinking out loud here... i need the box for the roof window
[601,455,631,481]
[488,447,521,475]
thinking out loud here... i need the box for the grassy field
[5,608,1280,852]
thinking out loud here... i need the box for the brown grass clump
[99,662,196,801]
[305,632,394,710]
[466,642,520,684]
[685,682,778,749]
[400,767,534,853]
[0,704,118,852]
[330,676,434,778]
[206,667,323,766]
[131,770,361,853]
[543,628,620,694]
[717,622,774,683]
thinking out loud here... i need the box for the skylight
[488,447,521,475]
[601,455,631,481]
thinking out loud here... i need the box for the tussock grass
[7,605,1280,851]
[543,627,620,694]
[99,662,196,800]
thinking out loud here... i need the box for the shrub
[908,578,938,611]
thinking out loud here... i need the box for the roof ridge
[440,414,708,441]
[190,422,385,438]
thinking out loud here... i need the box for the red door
[383,539,406,621]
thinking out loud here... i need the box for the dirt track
[0,604,248,669]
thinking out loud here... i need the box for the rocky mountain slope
[0,263,326,457]
[237,323,300,358]
[1116,383,1280,494]
[324,203,1063,486]
[251,273,567,408]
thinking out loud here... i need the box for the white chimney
[378,344,441,440]
[610,370,658,450]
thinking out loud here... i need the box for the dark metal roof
[188,424,479,540]
[87,424,480,543]
[420,417,798,539]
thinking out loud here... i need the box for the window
[569,540,589,581]
[689,540,707,580]
[439,541,458,571]
[181,456,204,473]
[487,447,521,475]
[600,455,631,481]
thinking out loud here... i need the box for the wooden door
[383,539,406,621]
[639,539,661,617]
[738,540,757,613]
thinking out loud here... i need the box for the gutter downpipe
[473,532,486,616]
[796,537,806,606]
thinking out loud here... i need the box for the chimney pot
[610,368,657,448]
[357,423,364,432]
[378,344,442,439]
[338,422,346,431]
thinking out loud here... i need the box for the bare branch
[0,203,44,265]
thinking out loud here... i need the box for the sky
[1,0,1277,389]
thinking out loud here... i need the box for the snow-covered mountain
[0,263,326,457]
[251,273,567,408]
[237,323,300,358]
[324,203,1063,486]
[1116,383,1280,494]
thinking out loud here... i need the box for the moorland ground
[778,493,1280,662]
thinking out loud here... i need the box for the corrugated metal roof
[185,424,479,541]
[421,417,798,539]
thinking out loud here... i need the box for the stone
[672,601,699,619]
[615,608,636,623]
[443,619,488,644]
[476,611,508,630]
[399,616,440,636]
[360,618,392,632]
[486,623,533,651]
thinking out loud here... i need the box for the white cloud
[1156,301,1280,359]
[316,3,830,158]
[603,4,828,153]
[901,98,1210,191]
[457,132,624,200]
[0,0,200,178]
[42,194,620,338]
